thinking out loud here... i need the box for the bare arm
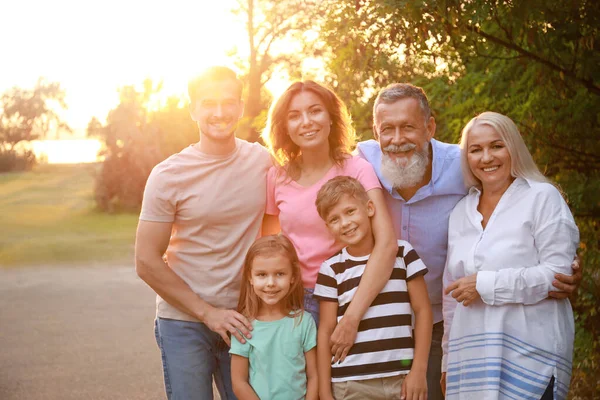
[318,301,338,400]
[402,275,432,400]
[330,188,397,362]
[305,348,319,400]
[135,220,252,345]
[230,355,260,400]
[261,213,280,236]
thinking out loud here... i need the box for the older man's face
[373,98,435,189]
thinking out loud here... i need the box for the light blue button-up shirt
[357,138,467,323]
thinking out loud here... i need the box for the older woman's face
[467,123,513,193]
[286,91,331,153]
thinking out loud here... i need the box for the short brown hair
[237,234,304,321]
[187,66,243,105]
[315,176,371,221]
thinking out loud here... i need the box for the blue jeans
[154,318,236,400]
[303,288,319,326]
[427,321,444,400]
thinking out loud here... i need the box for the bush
[0,148,37,172]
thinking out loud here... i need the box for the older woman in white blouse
[441,112,579,400]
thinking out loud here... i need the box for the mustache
[383,143,417,153]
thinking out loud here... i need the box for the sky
[0,0,248,137]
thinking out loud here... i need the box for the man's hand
[401,370,427,400]
[549,256,582,299]
[440,372,447,397]
[204,307,253,346]
[329,315,359,363]
[444,273,480,306]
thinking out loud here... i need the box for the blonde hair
[459,111,550,189]
[262,80,356,179]
[315,176,371,221]
[237,235,304,321]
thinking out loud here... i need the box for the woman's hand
[440,372,447,396]
[329,315,360,363]
[444,274,480,306]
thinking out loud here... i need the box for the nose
[390,127,404,145]
[213,103,224,117]
[300,111,312,126]
[482,148,493,163]
[340,215,351,227]
[266,275,275,286]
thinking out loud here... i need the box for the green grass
[0,163,139,267]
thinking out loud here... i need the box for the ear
[366,200,375,217]
[238,99,245,119]
[189,101,198,122]
[426,116,436,140]
[372,124,379,141]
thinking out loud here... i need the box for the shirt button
[403,226,407,231]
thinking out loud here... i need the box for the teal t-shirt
[230,311,317,400]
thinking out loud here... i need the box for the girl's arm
[403,275,432,400]
[261,214,280,236]
[230,355,260,400]
[318,301,338,400]
[304,348,319,400]
[330,188,397,362]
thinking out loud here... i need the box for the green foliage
[320,0,600,396]
[90,80,196,212]
[0,78,70,172]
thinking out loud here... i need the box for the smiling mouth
[343,227,357,236]
[301,130,318,138]
[482,166,499,172]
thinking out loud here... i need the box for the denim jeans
[154,318,236,400]
[303,288,320,326]
[427,321,445,400]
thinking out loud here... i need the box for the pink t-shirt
[266,156,381,288]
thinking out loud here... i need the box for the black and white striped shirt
[313,240,428,382]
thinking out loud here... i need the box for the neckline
[288,162,338,189]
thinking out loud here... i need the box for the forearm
[345,242,395,323]
[136,254,213,321]
[317,329,335,398]
[412,307,433,373]
[233,382,260,400]
[306,374,318,400]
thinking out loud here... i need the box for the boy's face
[324,194,375,254]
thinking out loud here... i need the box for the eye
[469,148,481,153]
[492,144,504,149]
[277,272,286,277]
[287,113,299,121]
[202,100,217,108]
[328,217,339,224]
[347,208,356,215]
[310,107,322,114]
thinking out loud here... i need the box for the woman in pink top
[262,80,397,361]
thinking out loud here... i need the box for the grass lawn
[0,163,139,267]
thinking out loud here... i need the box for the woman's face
[286,90,332,153]
[467,123,514,193]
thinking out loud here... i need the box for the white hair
[459,111,550,189]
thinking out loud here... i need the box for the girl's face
[286,91,332,153]
[249,253,295,311]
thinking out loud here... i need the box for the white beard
[381,143,429,189]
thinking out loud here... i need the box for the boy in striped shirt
[314,176,432,400]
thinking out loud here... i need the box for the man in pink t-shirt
[135,66,271,400]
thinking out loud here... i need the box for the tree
[0,78,70,171]
[90,79,197,212]
[232,0,323,142]
[319,1,600,396]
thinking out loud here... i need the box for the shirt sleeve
[476,185,580,306]
[441,254,458,373]
[401,241,428,280]
[229,335,251,358]
[139,166,176,222]
[313,261,338,302]
[302,312,318,352]
[265,166,280,216]
[349,156,381,192]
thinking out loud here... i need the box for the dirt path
[0,264,166,400]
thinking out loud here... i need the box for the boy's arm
[331,188,396,362]
[318,301,338,400]
[403,275,432,400]
[304,348,319,400]
[230,355,260,400]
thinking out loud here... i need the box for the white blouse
[442,178,579,400]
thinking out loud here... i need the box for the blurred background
[0,1,598,398]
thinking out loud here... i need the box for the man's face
[325,194,375,256]
[373,98,435,189]
[190,80,244,142]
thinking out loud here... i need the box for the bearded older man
[346,83,582,400]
